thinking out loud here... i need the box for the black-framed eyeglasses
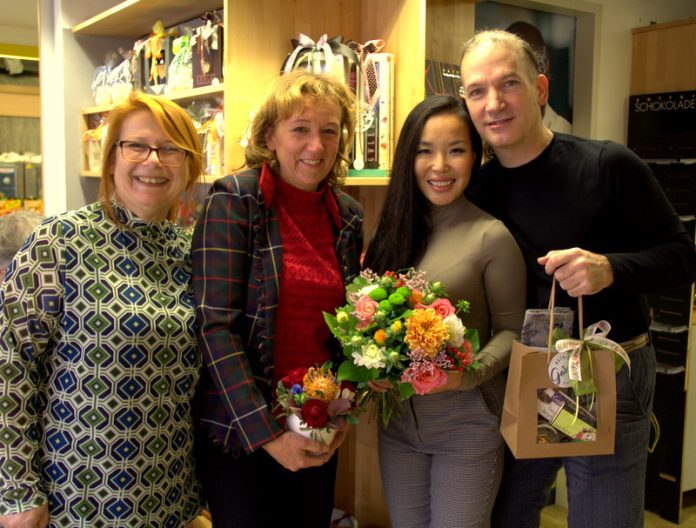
[116,140,188,167]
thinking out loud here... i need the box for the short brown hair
[99,91,203,224]
[245,71,356,187]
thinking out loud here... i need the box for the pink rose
[401,363,448,395]
[354,296,378,322]
[430,298,455,318]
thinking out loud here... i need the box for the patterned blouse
[0,201,201,527]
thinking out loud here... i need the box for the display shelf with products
[71,0,225,39]
[629,18,696,525]
[80,84,224,117]
[69,0,437,193]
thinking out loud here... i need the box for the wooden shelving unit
[71,0,224,38]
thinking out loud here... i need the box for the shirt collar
[259,162,341,229]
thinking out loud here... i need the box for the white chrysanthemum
[444,314,465,347]
[352,343,387,369]
[357,284,380,297]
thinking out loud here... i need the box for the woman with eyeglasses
[0,91,209,527]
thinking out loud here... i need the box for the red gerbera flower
[301,399,329,428]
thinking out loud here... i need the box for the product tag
[548,351,571,387]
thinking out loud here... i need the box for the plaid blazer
[192,164,363,454]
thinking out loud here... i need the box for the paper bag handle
[546,279,583,363]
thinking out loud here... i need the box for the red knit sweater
[273,176,345,381]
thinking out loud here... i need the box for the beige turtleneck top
[417,194,527,378]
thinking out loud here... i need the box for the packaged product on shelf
[0,161,22,200]
[201,112,224,178]
[91,65,110,106]
[281,34,358,86]
[142,21,177,95]
[347,39,395,172]
[91,51,122,106]
[23,156,42,199]
[167,31,193,93]
[107,48,133,105]
[131,39,147,92]
[374,52,394,170]
[83,119,108,173]
[192,11,224,88]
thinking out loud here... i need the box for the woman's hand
[326,420,353,459]
[261,431,332,472]
[426,370,463,394]
[0,503,49,528]
[367,379,393,393]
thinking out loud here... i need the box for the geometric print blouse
[0,201,202,526]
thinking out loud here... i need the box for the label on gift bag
[548,351,571,387]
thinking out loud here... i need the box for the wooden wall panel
[0,85,40,118]
[631,18,696,95]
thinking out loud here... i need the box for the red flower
[301,399,329,428]
[281,367,308,388]
[460,340,474,366]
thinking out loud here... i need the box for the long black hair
[362,95,482,274]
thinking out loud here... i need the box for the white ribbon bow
[283,33,336,75]
[555,320,631,382]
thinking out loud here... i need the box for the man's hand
[0,504,49,528]
[261,431,332,472]
[538,248,614,297]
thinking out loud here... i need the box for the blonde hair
[461,29,544,84]
[245,71,356,187]
[99,91,203,224]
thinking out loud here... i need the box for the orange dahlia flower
[405,308,449,359]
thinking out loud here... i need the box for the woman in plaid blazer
[192,71,363,528]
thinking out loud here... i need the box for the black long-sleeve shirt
[471,133,696,342]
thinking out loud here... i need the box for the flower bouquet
[274,362,360,444]
[324,268,479,425]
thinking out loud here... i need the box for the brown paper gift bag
[501,282,625,459]
[500,341,617,458]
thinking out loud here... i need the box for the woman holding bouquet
[363,95,526,527]
[192,71,363,528]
